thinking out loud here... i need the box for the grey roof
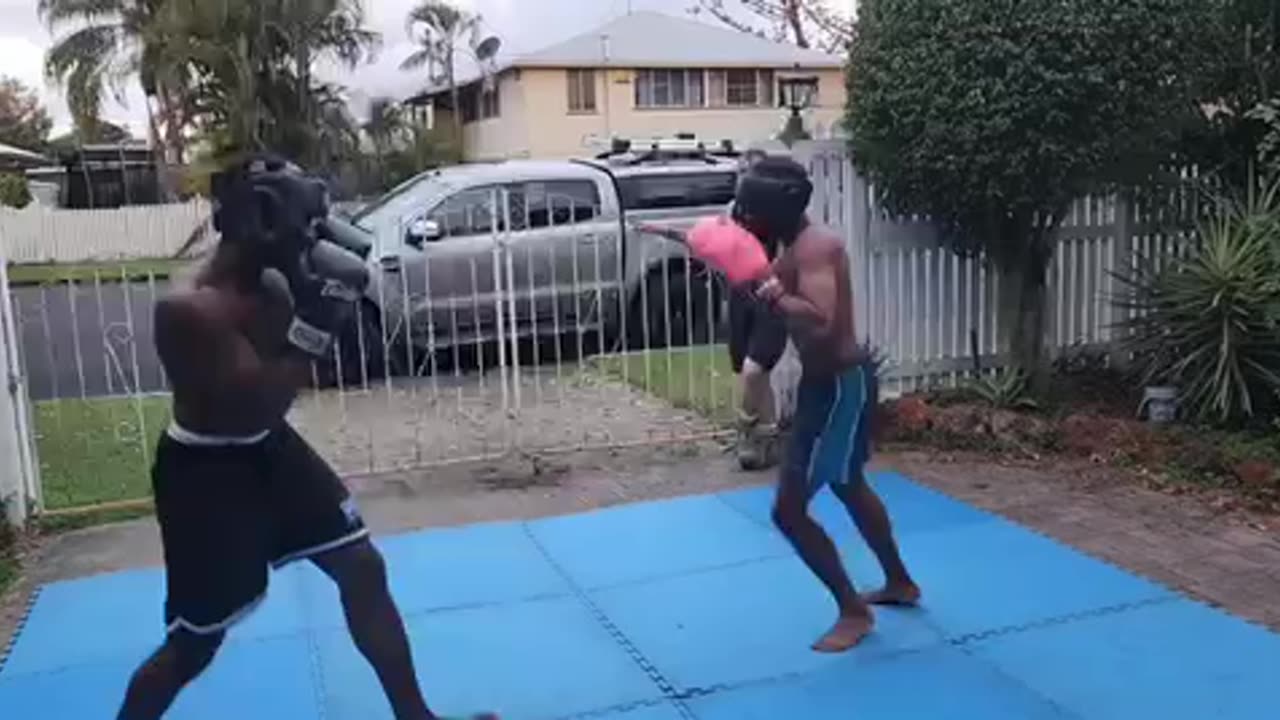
[516,11,843,69]
[0,141,47,169]
[407,11,842,101]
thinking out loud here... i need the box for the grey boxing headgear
[731,156,813,243]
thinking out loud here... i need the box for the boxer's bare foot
[812,607,874,653]
[862,581,922,607]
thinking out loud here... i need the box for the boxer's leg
[772,373,872,652]
[119,435,271,719]
[118,630,224,720]
[312,540,431,720]
[738,299,787,469]
[830,362,920,605]
[266,426,432,720]
[728,290,762,465]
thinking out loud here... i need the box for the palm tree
[155,0,378,167]
[364,97,406,160]
[401,1,480,149]
[40,0,186,196]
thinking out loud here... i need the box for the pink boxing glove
[686,215,772,288]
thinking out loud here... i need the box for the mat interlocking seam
[521,523,697,720]
[0,586,41,677]
[944,595,1179,647]
[305,624,329,720]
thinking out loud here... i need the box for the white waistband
[166,422,271,447]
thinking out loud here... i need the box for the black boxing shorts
[727,285,788,374]
[152,422,368,636]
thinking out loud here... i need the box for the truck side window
[617,172,738,210]
[518,180,602,228]
[427,186,500,238]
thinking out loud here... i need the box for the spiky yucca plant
[1116,177,1280,426]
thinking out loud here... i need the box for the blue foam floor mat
[2,471,1277,719]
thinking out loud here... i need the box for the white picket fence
[0,201,209,264]
[790,141,1190,396]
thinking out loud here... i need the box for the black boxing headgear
[731,156,812,244]
[210,154,330,259]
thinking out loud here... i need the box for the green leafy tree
[157,0,377,173]
[0,173,33,208]
[845,0,1216,388]
[0,77,53,151]
[48,121,134,152]
[39,0,189,194]
[1181,0,1280,186]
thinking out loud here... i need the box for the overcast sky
[0,0,852,136]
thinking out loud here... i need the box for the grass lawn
[0,525,16,595]
[590,344,740,427]
[7,258,186,286]
[25,348,733,515]
[33,395,171,510]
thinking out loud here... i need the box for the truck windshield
[617,171,737,210]
[353,173,452,232]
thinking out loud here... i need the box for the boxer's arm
[156,295,308,414]
[763,246,837,341]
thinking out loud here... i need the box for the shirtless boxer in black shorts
[117,157,493,720]
[744,157,921,652]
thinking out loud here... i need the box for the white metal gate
[0,257,40,525]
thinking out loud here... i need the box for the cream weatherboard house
[406,11,848,161]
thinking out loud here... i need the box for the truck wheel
[630,265,721,350]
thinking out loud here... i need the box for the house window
[480,84,500,119]
[707,69,776,108]
[634,69,706,109]
[567,69,597,113]
[460,87,479,123]
[726,69,758,106]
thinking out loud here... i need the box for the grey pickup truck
[336,139,746,382]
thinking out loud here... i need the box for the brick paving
[889,451,1280,632]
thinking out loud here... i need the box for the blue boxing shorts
[781,359,879,495]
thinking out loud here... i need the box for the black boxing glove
[282,240,371,358]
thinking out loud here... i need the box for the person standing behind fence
[635,149,786,470]
[723,148,788,470]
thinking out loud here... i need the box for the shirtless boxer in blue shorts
[745,157,922,652]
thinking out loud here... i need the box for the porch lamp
[777,76,817,146]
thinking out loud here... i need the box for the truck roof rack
[593,135,741,166]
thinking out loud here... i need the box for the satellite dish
[474,36,502,62]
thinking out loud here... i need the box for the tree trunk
[784,0,811,48]
[996,251,1050,394]
[144,95,177,202]
[449,82,464,162]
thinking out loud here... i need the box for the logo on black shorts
[339,497,362,528]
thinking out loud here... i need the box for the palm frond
[38,0,124,27]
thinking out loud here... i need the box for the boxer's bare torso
[155,253,307,437]
[768,223,861,376]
